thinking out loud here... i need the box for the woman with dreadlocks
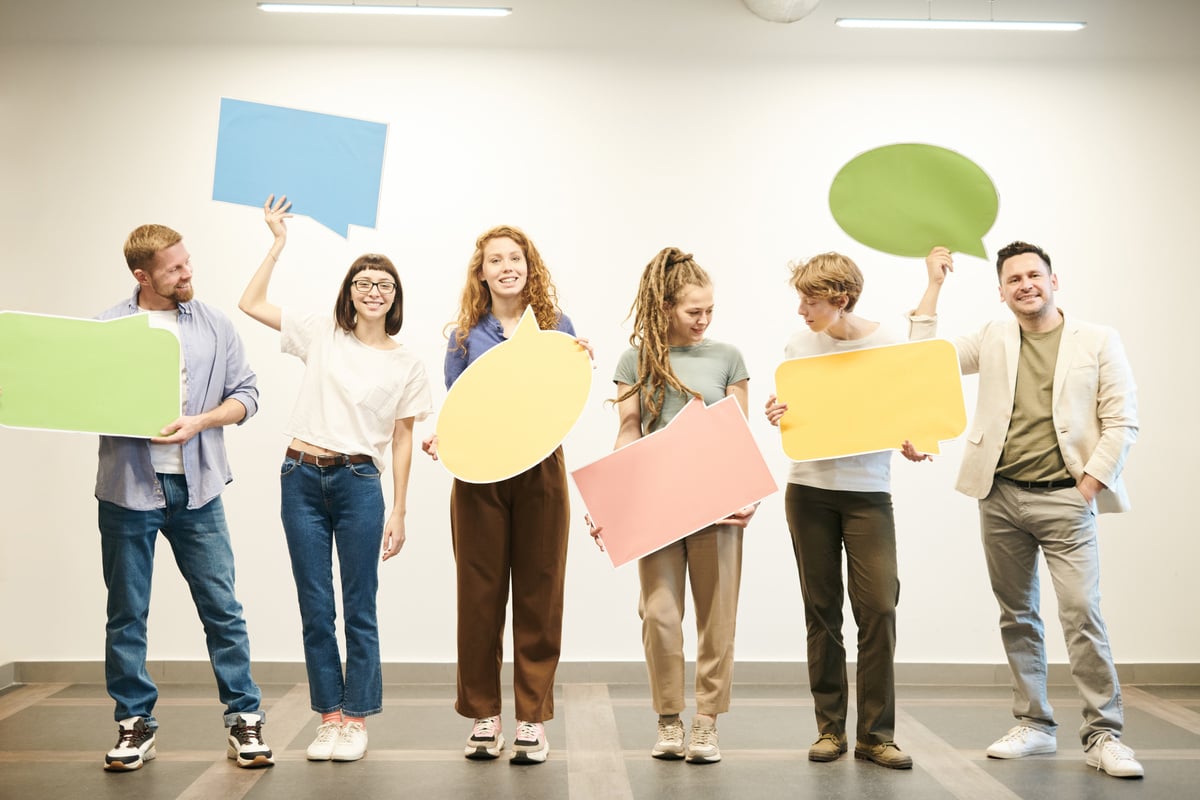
[424,224,588,766]
[607,247,753,764]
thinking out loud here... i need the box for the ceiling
[1,0,1198,61]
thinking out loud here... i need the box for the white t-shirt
[282,311,432,471]
[146,309,186,474]
[783,320,902,493]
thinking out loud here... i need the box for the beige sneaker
[652,718,685,760]
[686,718,721,764]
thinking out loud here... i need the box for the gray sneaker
[103,717,156,771]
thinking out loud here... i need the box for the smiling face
[479,236,528,302]
[135,241,193,310]
[796,292,845,334]
[666,283,714,346]
[998,251,1058,325]
[349,268,397,323]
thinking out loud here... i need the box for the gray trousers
[979,479,1124,746]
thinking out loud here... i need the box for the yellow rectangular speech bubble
[774,339,966,461]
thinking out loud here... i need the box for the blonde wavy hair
[788,251,864,312]
[448,225,562,353]
[616,247,711,430]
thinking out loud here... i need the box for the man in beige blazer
[909,242,1142,779]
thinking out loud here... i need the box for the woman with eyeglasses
[238,195,432,764]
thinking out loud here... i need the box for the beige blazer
[942,314,1139,513]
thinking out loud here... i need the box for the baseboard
[4,660,1199,691]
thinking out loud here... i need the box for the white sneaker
[652,718,685,760]
[464,716,504,759]
[510,721,549,764]
[986,725,1057,759]
[103,717,156,771]
[331,720,368,762]
[306,720,342,761]
[1085,733,1144,778]
[686,718,721,764]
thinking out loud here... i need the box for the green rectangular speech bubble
[0,311,181,437]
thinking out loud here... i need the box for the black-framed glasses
[352,279,396,295]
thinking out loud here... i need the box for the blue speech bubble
[213,98,387,237]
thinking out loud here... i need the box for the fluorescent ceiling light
[836,18,1085,32]
[258,3,512,17]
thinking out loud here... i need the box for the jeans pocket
[350,461,381,479]
[280,458,299,477]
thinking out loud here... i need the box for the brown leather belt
[286,447,372,467]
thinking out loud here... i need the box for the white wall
[2,36,1197,671]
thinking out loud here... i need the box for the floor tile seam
[1123,685,1200,735]
[895,707,1025,800]
[173,683,310,800]
[564,683,635,800]
[0,683,70,720]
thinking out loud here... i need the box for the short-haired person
[763,250,941,769]
[97,224,271,771]
[239,196,432,762]
[602,247,755,764]
[424,225,586,764]
[910,241,1143,778]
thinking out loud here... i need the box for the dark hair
[334,254,404,335]
[996,241,1052,277]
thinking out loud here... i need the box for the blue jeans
[280,455,385,717]
[98,474,262,730]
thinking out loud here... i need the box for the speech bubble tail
[512,305,541,338]
[958,239,988,259]
[314,217,351,238]
[907,440,942,456]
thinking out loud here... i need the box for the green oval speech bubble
[829,143,998,259]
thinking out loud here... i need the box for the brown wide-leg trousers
[450,447,569,723]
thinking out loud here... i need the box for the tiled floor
[2,677,1198,799]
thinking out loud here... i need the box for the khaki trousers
[638,524,743,716]
[450,448,569,723]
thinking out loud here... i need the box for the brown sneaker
[854,741,913,770]
[808,733,848,762]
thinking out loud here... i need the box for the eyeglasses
[352,279,396,295]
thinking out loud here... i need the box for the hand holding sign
[774,339,966,461]
[0,312,180,437]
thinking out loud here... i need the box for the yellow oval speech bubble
[829,143,998,259]
[436,306,592,483]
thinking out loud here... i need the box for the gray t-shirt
[613,340,749,434]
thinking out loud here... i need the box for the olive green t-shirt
[997,321,1072,482]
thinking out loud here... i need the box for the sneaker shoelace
[1001,726,1035,745]
[515,722,542,744]
[115,725,147,749]
[314,721,341,743]
[1093,734,1135,768]
[691,724,717,746]
[658,721,683,742]
[471,717,500,740]
[234,720,265,746]
[339,721,365,742]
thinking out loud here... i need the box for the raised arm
[913,246,954,318]
[237,194,292,331]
